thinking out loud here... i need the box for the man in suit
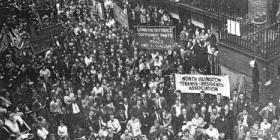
[116,109,128,134]
[119,98,130,120]
[141,94,153,115]
[114,90,124,110]
[68,99,83,132]
[232,89,239,105]
[233,119,249,140]
[140,111,153,136]
[236,93,249,114]
[188,103,198,119]
[213,93,225,112]
[196,91,209,109]
[157,83,168,99]
[130,100,144,118]
[237,108,254,128]
[200,106,210,125]
[175,90,187,106]
[177,108,191,129]
[107,114,121,140]
[152,93,167,111]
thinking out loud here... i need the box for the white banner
[174,74,230,97]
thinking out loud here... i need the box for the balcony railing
[176,0,280,59]
[219,16,280,59]
[180,0,248,18]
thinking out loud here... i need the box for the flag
[8,29,24,49]
[252,61,260,103]
[0,33,9,53]
[0,25,9,53]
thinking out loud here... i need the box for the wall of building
[248,0,268,18]
[218,43,268,101]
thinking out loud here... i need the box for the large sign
[135,26,175,50]
[113,3,129,29]
[174,74,230,97]
[31,24,64,54]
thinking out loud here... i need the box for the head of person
[201,106,207,113]
[175,90,181,97]
[243,108,248,115]
[217,93,222,100]
[263,118,268,124]
[110,114,114,121]
[142,94,146,100]
[194,112,200,119]
[175,98,180,105]
[239,93,244,100]
[124,129,130,135]
[123,98,128,104]
[96,83,100,88]
[137,100,141,107]
[182,108,187,115]
[233,89,238,96]
[208,123,214,130]
[200,91,205,98]
[59,120,64,126]
[268,102,274,109]
[162,135,168,140]
[191,103,197,109]
[155,92,160,98]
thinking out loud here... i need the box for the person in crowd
[0,0,275,139]
[120,129,133,140]
[37,125,49,140]
[205,123,219,139]
[107,114,121,140]
[57,120,68,140]
[152,92,167,111]
[237,93,249,114]
[149,121,164,140]
[126,115,142,139]
[259,101,276,123]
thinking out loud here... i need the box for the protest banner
[174,74,230,97]
[31,24,64,54]
[135,26,175,50]
[113,3,129,29]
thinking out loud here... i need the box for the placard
[113,3,129,29]
[174,74,230,97]
[135,26,175,50]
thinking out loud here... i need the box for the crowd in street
[0,0,280,140]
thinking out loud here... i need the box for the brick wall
[266,57,280,80]
[218,43,269,101]
[248,0,268,18]
[218,43,280,104]
[218,45,265,80]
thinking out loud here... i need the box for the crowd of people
[0,0,280,140]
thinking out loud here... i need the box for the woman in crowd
[57,120,68,140]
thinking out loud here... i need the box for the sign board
[135,26,175,50]
[31,24,64,54]
[112,3,129,29]
[174,74,230,97]
[97,2,104,19]
[89,0,98,16]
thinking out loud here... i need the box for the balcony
[179,0,248,18]
[169,0,280,60]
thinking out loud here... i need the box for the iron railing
[178,0,280,59]
[219,15,280,59]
